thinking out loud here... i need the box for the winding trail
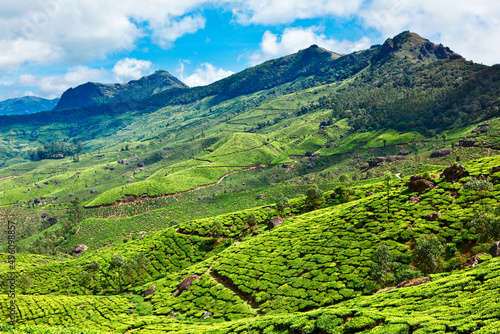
[85,164,265,209]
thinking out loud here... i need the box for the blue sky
[0,0,498,101]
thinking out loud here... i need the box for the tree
[469,207,500,242]
[306,184,324,210]
[464,177,493,212]
[275,194,290,217]
[412,235,443,275]
[107,254,125,291]
[370,246,398,286]
[246,212,258,231]
[84,261,101,293]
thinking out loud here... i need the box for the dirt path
[86,164,265,209]
[0,175,18,182]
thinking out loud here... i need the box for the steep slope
[0,96,59,115]
[53,70,188,110]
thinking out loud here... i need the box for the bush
[412,235,443,275]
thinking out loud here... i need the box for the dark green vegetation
[1,31,500,333]
[54,70,188,110]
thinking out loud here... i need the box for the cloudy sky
[0,0,498,100]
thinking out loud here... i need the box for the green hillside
[1,31,500,333]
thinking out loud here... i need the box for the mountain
[0,96,59,115]
[1,31,500,333]
[53,70,188,110]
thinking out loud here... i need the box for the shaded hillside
[54,70,188,110]
[0,96,59,115]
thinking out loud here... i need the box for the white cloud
[223,0,363,24]
[15,66,107,98]
[0,0,209,70]
[179,62,234,87]
[360,0,500,65]
[249,27,372,65]
[112,58,154,83]
[150,14,206,48]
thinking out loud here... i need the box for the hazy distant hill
[0,96,59,115]
[54,70,188,110]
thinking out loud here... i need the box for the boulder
[396,277,431,288]
[137,162,145,167]
[491,166,500,174]
[282,163,289,168]
[41,212,48,219]
[489,241,500,258]
[90,189,97,194]
[117,160,125,164]
[306,164,314,169]
[201,311,213,320]
[144,285,156,297]
[319,120,331,127]
[386,156,396,163]
[162,147,173,151]
[256,194,266,200]
[268,217,284,229]
[397,149,410,156]
[409,195,420,204]
[72,245,88,255]
[173,275,201,296]
[305,150,313,157]
[430,148,452,158]
[406,175,434,193]
[34,198,41,204]
[472,123,490,134]
[442,163,469,182]
[108,166,115,170]
[396,156,405,161]
[425,211,441,221]
[458,138,476,147]
[360,162,370,170]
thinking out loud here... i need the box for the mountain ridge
[53,70,188,110]
[0,96,59,115]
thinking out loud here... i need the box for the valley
[1,31,500,333]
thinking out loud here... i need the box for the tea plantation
[2,155,500,332]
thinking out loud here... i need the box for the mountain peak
[379,31,463,63]
[54,71,188,110]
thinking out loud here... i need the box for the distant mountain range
[0,96,59,115]
[53,70,188,110]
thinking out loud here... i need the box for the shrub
[412,235,443,275]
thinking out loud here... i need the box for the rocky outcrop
[458,138,476,147]
[430,148,452,158]
[72,245,88,256]
[442,163,469,182]
[472,123,490,134]
[406,175,434,193]
[489,241,500,258]
[397,277,431,288]
[398,149,410,156]
[144,285,156,297]
[173,275,201,297]
[268,217,284,229]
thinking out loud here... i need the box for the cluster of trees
[297,56,499,135]
[28,141,84,161]
[28,198,83,255]
[73,254,150,294]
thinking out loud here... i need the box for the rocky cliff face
[54,70,188,110]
